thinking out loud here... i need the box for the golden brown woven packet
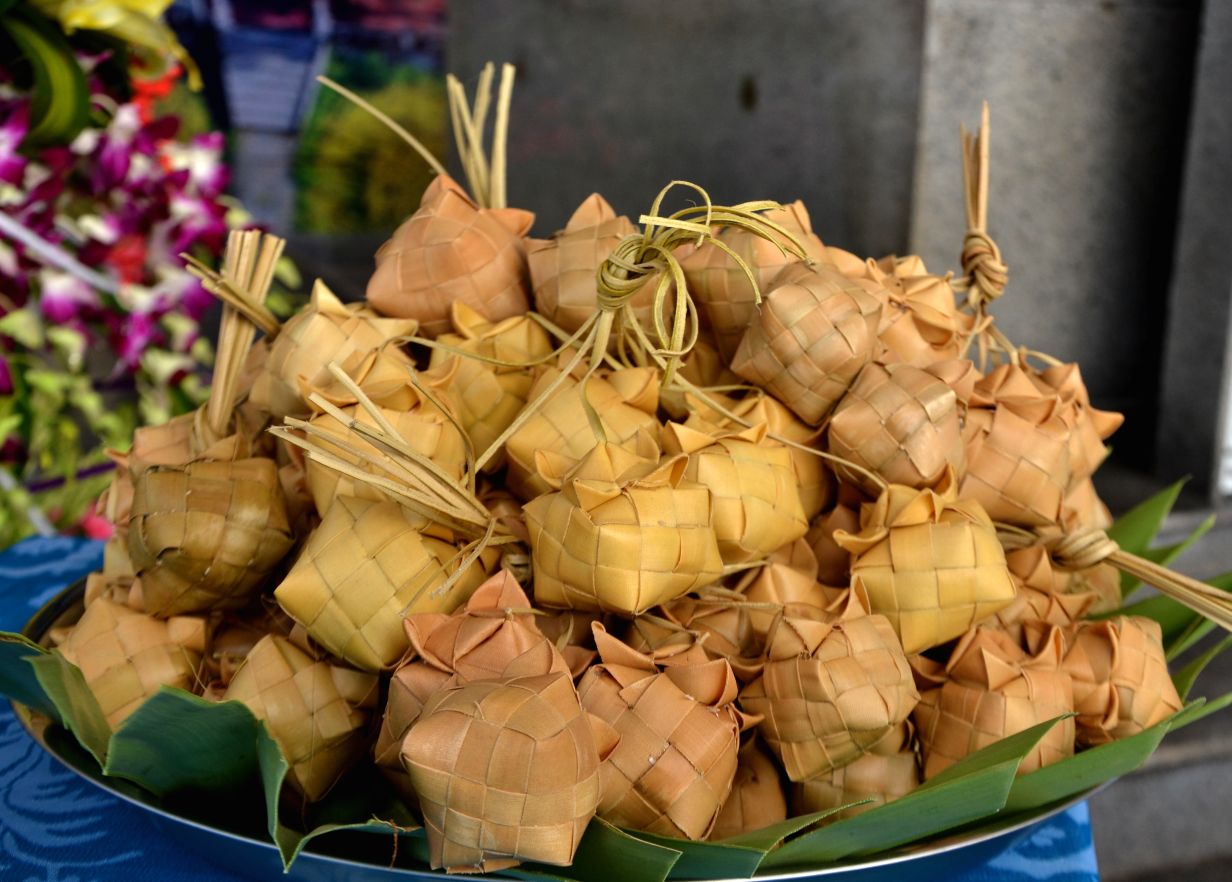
[423,302,553,469]
[792,722,920,821]
[251,280,417,420]
[680,199,826,361]
[504,364,661,501]
[1056,616,1182,746]
[826,361,966,494]
[834,468,1016,654]
[739,595,919,783]
[578,623,755,840]
[525,443,724,615]
[663,421,809,564]
[128,458,295,617]
[738,539,834,642]
[709,737,788,840]
[806,501,862,586]
[730,262,883,425]
[1034,363,1122,485]
[526,192,658,336]
[961,363,1073,527]
[658,595,764,682]
[223,634,377,801]
[912,625,1074,780]
[366,173,534,337]
[683,391,833,520]
[274,497,490,672]
[57,598,205,727]
[403,672,617,872]
[990,543,1101,643]
[863,264,971,368]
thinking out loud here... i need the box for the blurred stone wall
[449,0,1232,495]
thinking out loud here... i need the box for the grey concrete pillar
[910,0,1199,463]
[447,0,924,256]
[1156,0,1232,502]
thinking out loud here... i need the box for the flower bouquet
[1,64,1230,881]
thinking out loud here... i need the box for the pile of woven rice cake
[51,134,1193,875]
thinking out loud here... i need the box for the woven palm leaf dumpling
[36,71,1232,879]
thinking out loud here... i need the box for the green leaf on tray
[0,632,58,721]
[760,716,1069,870]
[1172,638,1232,700]
[105,687,268,794]
[27,650,110,764]
[549,817,681,882]
[0,9,90,146]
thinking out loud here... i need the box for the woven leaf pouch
[366,174,534,337]
[961,363,1073,527]
[792,722,920,821]
[404,672,617,872]
[864,265,971,368]
[1057,616,1182,747]
[658,595,763,681]
[913,626,1074,780]
[684,391,832,520]
[990,544,1101,643]
[680,200,826,361]
[578,623,754,840]
[128,458,295,617]
[1061,477,1115,533]
[1035,362,1123,485]
[274,497,490,672]
[302,381,467,519]
[730,262,883,426]
[827,361,966,494]
[525,443,724,615]
[223,635,376,801]
[739,539,835,643]
[663,421,809,564]
[252,281,418,420]
[424,302,553,469]
[660,332,741,420]
[505,364,661,501]
[526,192,658,335]
[834,469,1016,654]
[739,594,918,783]
[807,502,861,586]
[709,737,788,840]
[57,598,205,727]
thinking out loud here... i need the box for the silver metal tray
[14,580,1098,882]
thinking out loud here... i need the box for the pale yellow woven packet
[223,634,376,801]
[1057,616,1182,747]
[204,607,294,691]
[680,200,827,360]
[730,262,884,425]
[990,544,1100,643]
[1035,363,1122,485]
[251,281,417,419]
[834,469,1016,653]
[526,192,658,335]
[739,539,833,642]
[739,606,918,783]
[663,421,809,564]
[709,737,788,840]
[684,391,832,519]
[57,598,205,727]
[792,722,920,821]
[505,364,661,501]
[366,174,534,337]
[578,623,754,840]
[827,361,966,494]
[913,626,1074,780]
[274,497,490,672]
[301,380,467,518]
[525,443,723,615]
[962,364,1073,527]
[423,302,553,468]
[404,672,616,872]
[127,458,295,617]
[863,265,971,368]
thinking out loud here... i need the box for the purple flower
[0,103,29,185]
[115,311,159,369]
[0,355,12,396]
[38,270,101,324]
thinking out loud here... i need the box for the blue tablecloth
[0,536,1101,882]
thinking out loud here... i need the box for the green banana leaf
[0,8,90,146]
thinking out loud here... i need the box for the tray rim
[11,578,1103,882]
